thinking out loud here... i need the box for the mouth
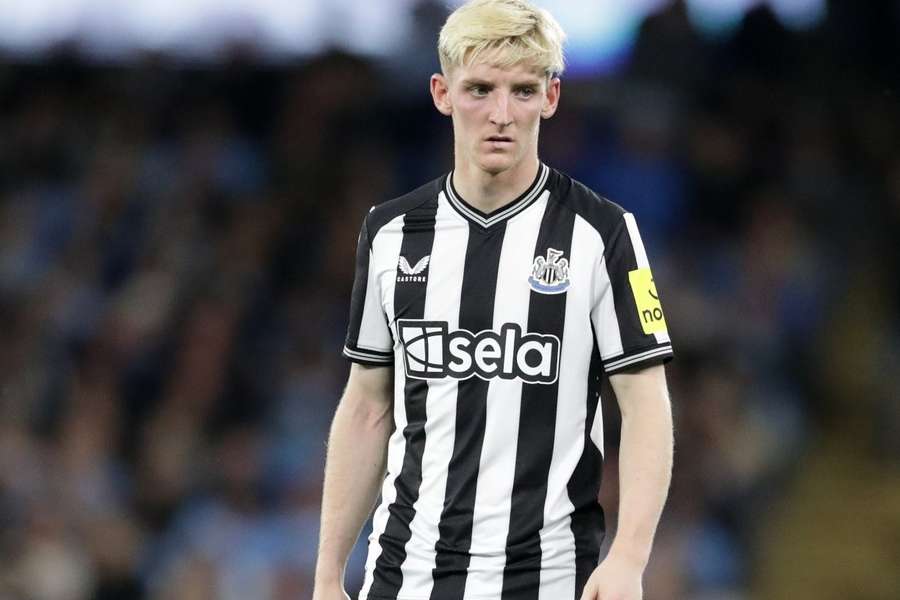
[486,136,513,144]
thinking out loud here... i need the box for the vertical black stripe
[502,197,577,600]
[605,217,656,353]
[430,224,507,600]
[345,217,372,349]
[568,341,605,598]
[370,202,438,599]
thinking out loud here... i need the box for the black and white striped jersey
[343,163,673,600]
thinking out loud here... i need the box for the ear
[541,77,561,119]
[431,73,453,116]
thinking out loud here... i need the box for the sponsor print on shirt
[397,254,430,283]
[397,319,560,384]
[628,267,668,334]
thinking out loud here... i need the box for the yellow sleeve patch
[628,268,668,335]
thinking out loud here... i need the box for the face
[431,59,560,176]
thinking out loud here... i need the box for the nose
[489,91,512,128]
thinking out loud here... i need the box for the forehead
[451,59,546,84]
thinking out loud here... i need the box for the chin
[478,154,517,176]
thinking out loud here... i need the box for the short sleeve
[591,212,673,374]
[342,215,394,365]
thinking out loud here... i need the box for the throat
[452,158,541,215]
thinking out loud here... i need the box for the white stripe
[588,218,630,453]
[604,346,673,371]
[623,213,648,268]
[589,400,604,452]
[447,166,546,227]
[538,215,599,600]
[463,187,549,599]
[606,350,672,373]
[606,352,672,373]
[447,184,529,228]
[605,346,672,369]
[446,164,549,228]
[397,193,469,599]
[357,243,393,353]
[360,361,408,600]
[359,214,405,600]
[355,342,394,355]
[604,344,672,368]
[591,252,624,361]
[623,212,671,345]
[342,346,392,363]
[370,214,406,332]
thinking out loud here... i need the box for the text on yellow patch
[628,268,668,335]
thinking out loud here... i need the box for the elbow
[363,403,393,432]
[340,392,393,433]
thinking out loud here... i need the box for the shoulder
[546,167,628,240]
[365,176,443,241]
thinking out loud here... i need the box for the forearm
[316,391,392,584]
[609,370,673,569]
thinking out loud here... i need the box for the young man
[314,1,674,599]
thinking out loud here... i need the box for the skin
[314,363,393,600]
[430,58,560,214]
[314,57,673,600]
[584,364,673,600]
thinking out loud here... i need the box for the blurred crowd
[0,2,898,599]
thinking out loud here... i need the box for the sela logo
[397,255,430,283]
[528,248,570,294]
[397,319,560,384]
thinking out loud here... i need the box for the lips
[486,136,513,143]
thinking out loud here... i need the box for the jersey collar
[444,163,550,229]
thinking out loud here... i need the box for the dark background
[0,1,898,598]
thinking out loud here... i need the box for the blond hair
[438,0,566,78]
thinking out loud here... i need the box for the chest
[375,219,600,342]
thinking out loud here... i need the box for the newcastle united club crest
[528,248,570,294]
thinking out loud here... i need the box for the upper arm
[343,215,394,366]
[340,213,395,427]
[342,363,394,423]
[591,212,674,375]
[608,363,670,418]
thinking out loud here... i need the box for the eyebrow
[460,78,542,88]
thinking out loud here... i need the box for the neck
[452,155,541,214]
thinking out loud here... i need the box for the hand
[579,553,644,600]
[312,579,351,600]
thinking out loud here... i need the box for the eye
[469,85,489,97]
[516,87,536,99]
